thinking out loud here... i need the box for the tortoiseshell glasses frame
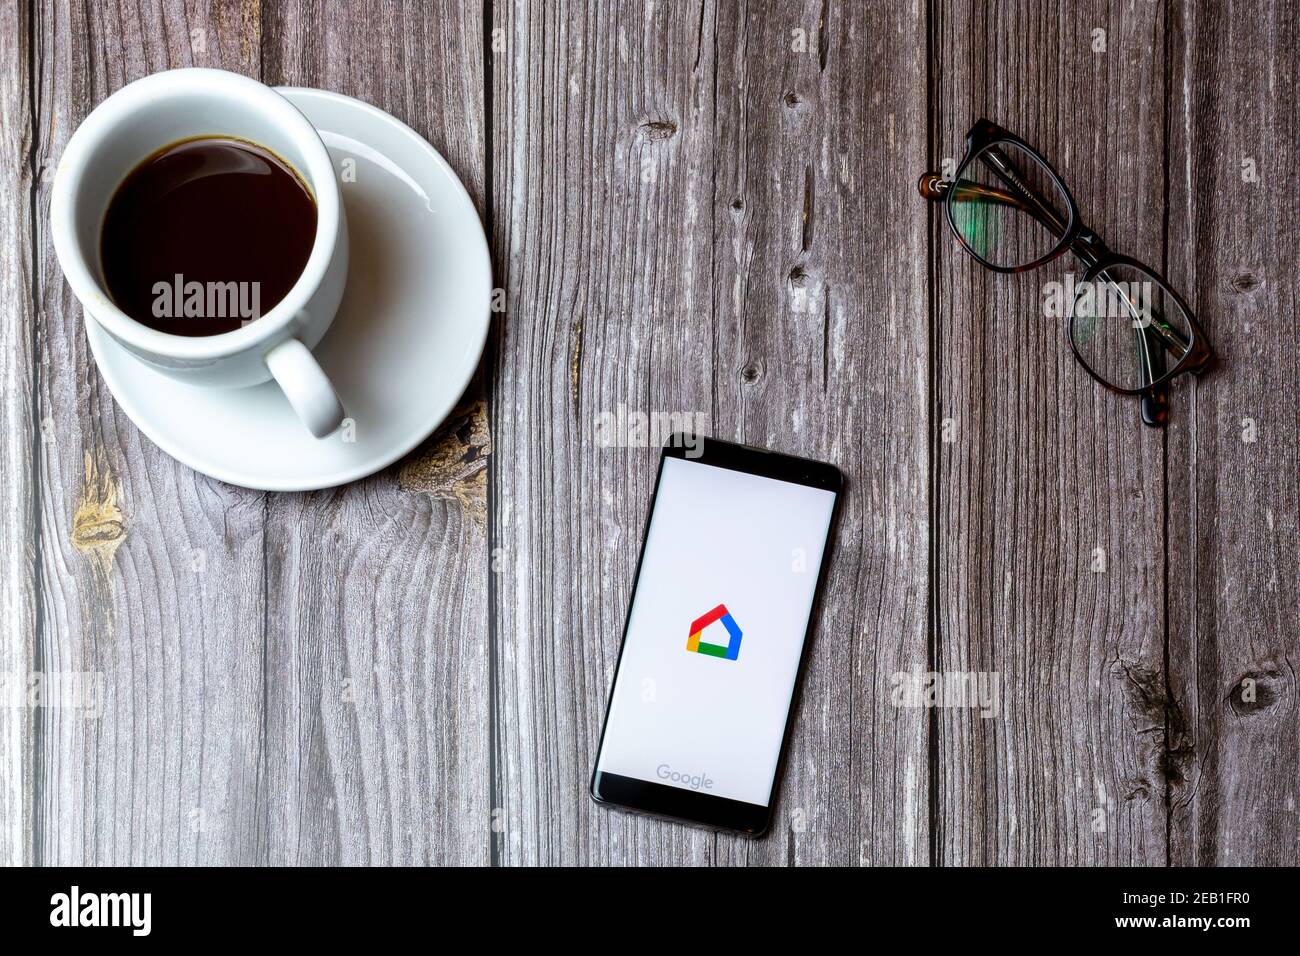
[919,118,1214,428]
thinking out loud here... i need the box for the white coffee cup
[51,68,347,439]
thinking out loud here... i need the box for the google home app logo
[686,604,742,661]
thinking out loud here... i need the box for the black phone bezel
[589,433,843,836]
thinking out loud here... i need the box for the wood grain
[490,0,720,865]
[29,0,271,867]
[709,0,930,865]
[1165,0,1299,866]
[491,0,930,864]
[23,0,489,865]
[247,0,491,865]
[0,0,36,868]
[932,0,1170,865]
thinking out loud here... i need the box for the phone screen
[593,446,838,827]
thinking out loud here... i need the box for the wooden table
[1,0,1295,866]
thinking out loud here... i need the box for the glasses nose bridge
[1070,228,1111,271]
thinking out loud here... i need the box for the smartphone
[590,434,842,835]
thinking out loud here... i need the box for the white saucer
[86,88,491,491]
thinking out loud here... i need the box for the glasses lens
[949,141,1070,269]
[1069,262,1194,392]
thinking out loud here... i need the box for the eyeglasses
[919,119,1213,427]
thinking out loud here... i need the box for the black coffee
[101,136,316,336]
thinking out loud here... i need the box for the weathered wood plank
[710,0,930,865]
[493,0,930,864]
[932,0,1169,864]
[0,0,36,868]
[1165,0,1300,866]
[32,0,490,866]
[31,0,269,865]
[260,0,491,865]
[491,0,719,864]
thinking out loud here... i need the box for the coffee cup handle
[265,338,345,439]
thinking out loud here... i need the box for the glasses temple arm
[1136,325,1170,426]
[921,172,1106,274]
[918,174,1065,237]
[977,145,1070,235]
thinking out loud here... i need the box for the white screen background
[596,456,837,806]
